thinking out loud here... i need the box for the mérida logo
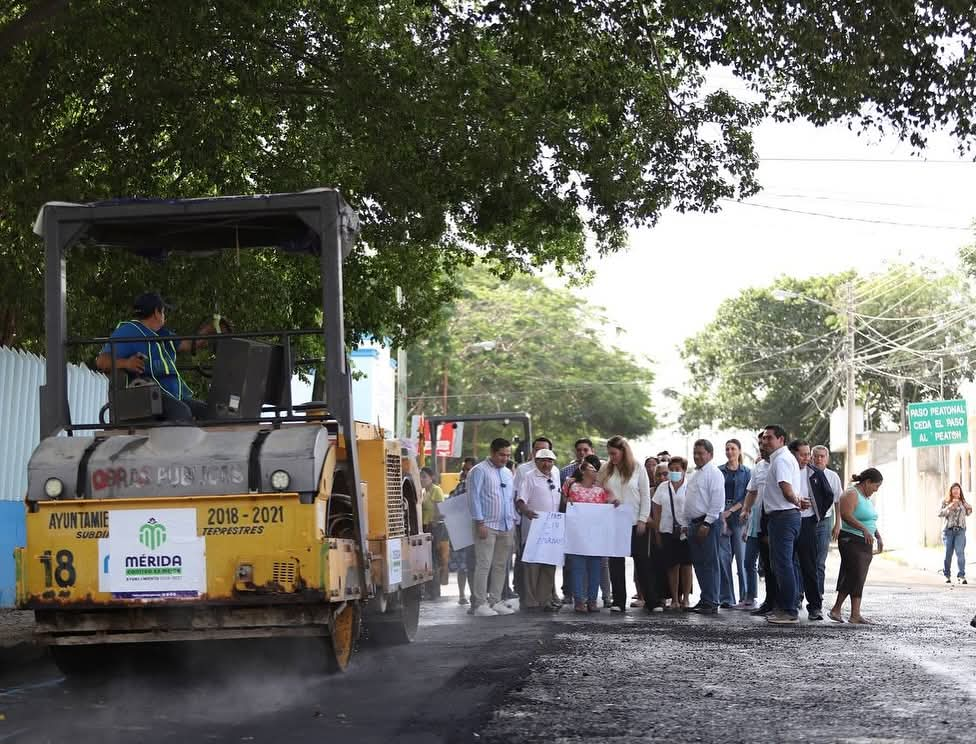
[138,517,168,551]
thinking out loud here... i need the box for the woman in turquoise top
[829,468,884,625]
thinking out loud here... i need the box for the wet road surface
[1,559,975,743]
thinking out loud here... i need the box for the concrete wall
[350,341,395,433]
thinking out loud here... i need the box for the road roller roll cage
[34,188,369,592]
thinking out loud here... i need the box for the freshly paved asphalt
[1,557,975,743]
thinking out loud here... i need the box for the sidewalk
[0,609,33,647]
[0,609,45,669]
[878,544,970,580]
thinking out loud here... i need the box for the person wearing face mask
[651,457,693,610]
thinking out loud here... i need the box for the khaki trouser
[521,563,557,609]
[473,526,515,608]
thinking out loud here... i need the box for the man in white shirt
[789,439,823,621]
[514,436,558,605]
[810,445,844,597]
[681,439,726,614]
[740,431,773,613]
[760,425,806,625]
[515,448,562,611]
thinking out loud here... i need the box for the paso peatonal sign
[906,399,969,448]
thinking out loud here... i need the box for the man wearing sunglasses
[515,447,562,612]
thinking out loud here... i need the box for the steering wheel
[192,314,235,378]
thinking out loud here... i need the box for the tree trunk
[0,306,16,347]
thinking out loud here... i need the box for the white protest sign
[521,512,565,567]
[438,495,474,550]
[564,502,633,557]
[106,508,206,599]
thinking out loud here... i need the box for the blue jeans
[944,528,967,578]
[744,536,761,601]
[719,511,747,604]
[568,554,602,603]
[815,515,832,597]
[688,519,722,607]
[767,508,802,617]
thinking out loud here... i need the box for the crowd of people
[429,426,895,626]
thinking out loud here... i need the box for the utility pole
[395,346,408,439]
[846,281,856,484]
[939,358,947,498]
[394,287,408,440]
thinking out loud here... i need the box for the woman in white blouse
[650,456,694,610]
[599,435,651,613]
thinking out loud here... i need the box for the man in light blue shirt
[468,437,516,616]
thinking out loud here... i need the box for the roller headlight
[270,470,291,491]
[44,478,64,498]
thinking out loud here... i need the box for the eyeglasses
[546,478,555,491]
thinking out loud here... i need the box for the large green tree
[680,266,976,441]
[4,2,976,350]
[407,267,655,457]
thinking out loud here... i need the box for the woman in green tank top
[829,468,884,625]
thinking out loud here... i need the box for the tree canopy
[680,265,976,441]
[3,2,976,351]
[406,267,655,458]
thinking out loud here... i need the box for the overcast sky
[580,100,976,457]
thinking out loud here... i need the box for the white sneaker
[492,602,515,615]
[474,604,498,617]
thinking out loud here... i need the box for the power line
[854,275,924,306]
[721,199,973,231]
[855,304,976,362]
[725,329,842,372]
[406,379,656,401]
[760,157,976,164]
[767,193,946,210]
[854,360,942,397]
[852,272,918,303]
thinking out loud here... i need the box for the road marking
[0,678,63,698]
[0,728,31,742]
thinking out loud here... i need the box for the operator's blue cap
[132,292,172,315]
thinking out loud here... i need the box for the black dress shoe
[750,604,773,616]
[690,605,718,615]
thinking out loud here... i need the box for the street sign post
[906,399,969,448]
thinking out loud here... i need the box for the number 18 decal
[39,549,76,588]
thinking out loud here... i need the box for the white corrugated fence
[0,346,108,502]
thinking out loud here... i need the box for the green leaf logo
[139,517,167,551]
